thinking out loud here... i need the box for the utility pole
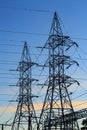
[38,12,80,130]
[11,42,38,130]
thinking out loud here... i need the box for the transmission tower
[38,12,80,130]
[11,42,38,130]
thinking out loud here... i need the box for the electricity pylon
[38,12,80,130]
[11,42,38,130]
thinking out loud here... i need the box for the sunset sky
[0,0,87,129]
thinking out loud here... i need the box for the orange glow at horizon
[0,101,87,112]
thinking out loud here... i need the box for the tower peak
[50,11,63,36]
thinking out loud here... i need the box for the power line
[0,51,48,57]
[0,82,16,85]
[0,60,18,63]
[0,43,23,47]
[0,72,18,75]
[0,94,16,96]
[0,52,87,62]
[0,6,50,13]
[0,62,18,65]
[0,76,18,79]
[0,28,87,42]
[0,73,87,81]
[72,92,87,100]
[0,29,48,36]
[0,50,21,54]
[0,39,86,47]
[0,29,87,43]
[79,64,87,75]
[79,46,87,55]
[71,37,87,41]
[0,42,44,51]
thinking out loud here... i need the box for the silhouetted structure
[11,42,38,130]
[38,12,80,130]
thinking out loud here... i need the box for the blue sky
[0,0,87,128]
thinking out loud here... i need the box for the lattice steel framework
[11,42,38,130]
[38,12,80,130]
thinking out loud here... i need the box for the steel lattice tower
[38,12,80,130]
[11,42,38,130]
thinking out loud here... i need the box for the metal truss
[38,12,80,130]
[11,42,38,130]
